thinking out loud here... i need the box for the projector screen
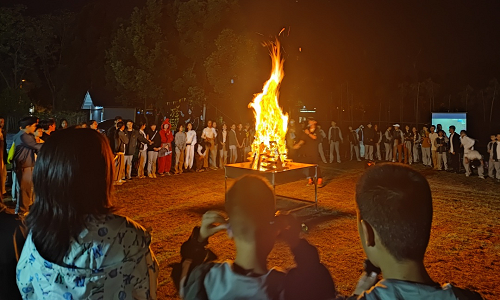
[431,112,467,133]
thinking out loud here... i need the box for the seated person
[0,201,26,300]
[174,175,336,300]
[16,128,158,299]
[349,164,483,299]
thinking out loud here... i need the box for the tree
[106,0,176,109]
[486,78,499,124]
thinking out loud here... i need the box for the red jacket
[160,119,174,145]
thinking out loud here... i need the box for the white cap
[393,124,400,127]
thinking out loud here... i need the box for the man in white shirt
[489,134,500,182]
[184,123,197,171]
[428,125,438,169]
[460,130,484,178]
[201,120,217,169]
[448,125,461,173]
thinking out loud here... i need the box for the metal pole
[314,165,318,210]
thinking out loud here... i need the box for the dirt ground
[112,161,500,299]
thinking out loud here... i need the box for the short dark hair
[226,176,275,242]
[26,128,115,263]
[430,125,435,129]
[87,120,97,126]
[19,116,38,129]
[40,119,56,130]
[115,116,123,121]
[460,130,467,135]
[449,125,456,130]
[355,164,433,262]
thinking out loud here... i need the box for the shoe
[148,174,154,178]
[317,178,324,188]
[166,172,171,176]
[118,179,126,184]
[113,181,123,186]
[357,159,361,162]
[337,161,341,163]
[322,160,328,164]
[465,173,470,177]
[306,178,314,186]
[479,175,485,179]
[153,173,157,178]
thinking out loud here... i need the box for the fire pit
[225,162,318,212]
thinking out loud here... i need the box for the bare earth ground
[113,161,500,299]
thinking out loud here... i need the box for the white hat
[393,124,400,127]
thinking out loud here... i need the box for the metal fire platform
[224,162,318,213]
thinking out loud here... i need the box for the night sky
[2,0,500,113]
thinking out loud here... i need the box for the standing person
[434,130,448,171]
[218,123,228,168]
[236,123,246,163]
[0,116,7,197]
[174,125,187,175]
[195,141,208,172]
[383,125,393,161]
[106,116,122,153]
[244,123,254,157]
[448,125,461,173]
[158,119,174,176]
[348,126,361,161]
[421,126,432,167]
[212,122,219,168]
[113,121,128,185]
[286,119,298,161]
[146,124,161,178]
[16,129,158,299]
[487,134,497,179]
[429,125,439,169]
[228,124,238,164]
[403,125,413,164]
[392,124,404,163]
[40,119,56,142]
[357,125,365,158]
[34,125,45,143]
[363,123,375,161]
[201,120,216,169]
[318,125,328,164]
[293,118,323,187]
[124,120,149,180]
[137,122,150,178]
[490,134,500,182]
[374,124,382,161]
[328,121,343,163]
[411,126,421,163]
[58,119,68,130]
[13,117,43,216]
[184,122,197,172]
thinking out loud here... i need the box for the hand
[293,144,301,150]
[353,272,378,295]
[304,129,310,135]
[276,213,301,248]
[154,147,160,151]
[199,211,227,242]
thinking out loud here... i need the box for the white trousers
[350,143,360,161]
[464,157,484,177]
[384,143,392,161]
[375,143,381,160]
[437,152,448,170]
[364,145,374,160]
[422,147,431,166]
[413,144,420,162]
[319,143,327,163]
[329,141,340,163]
[185,144,195,169]
[229,145,237,164]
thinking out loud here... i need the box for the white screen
[431,112,467,133]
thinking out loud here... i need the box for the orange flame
[248,41,289,170]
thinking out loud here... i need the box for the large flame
[248,41,289,170]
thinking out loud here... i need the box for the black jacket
[124,129,149,156]
[107,126,117,152]
[449,132,461,154]
[363,127,375,145]
[146,128,161,151]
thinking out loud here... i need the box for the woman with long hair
[16,128,158,299]
[58,118,68,130]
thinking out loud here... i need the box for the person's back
[16,128,158,299]
[349,164,483,300]
[0,204,26,300]
[176,175,336,300]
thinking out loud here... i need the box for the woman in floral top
[16,128,158,299]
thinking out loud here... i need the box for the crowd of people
[293,120,500,182]
[0,115,493,299]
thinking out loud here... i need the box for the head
[231,124,236,130]
[150,124,157,131]
[349,126,353,130]
[222,123,227,130]
[429,125,435,133]
[412,126,417,133]
[226,176,277,261]
[19,117,39,134]
[490,134,496,141]
[80,122,88,129]
[126,120,134,130]
[187,122,192,131]
[114,116,123,125]
[207,120,213,128]
[245,123,250,130]
[162,120,170,131]
[438,130,444,137]
[116,121,125,132]
[213,122,217,129]
[178,124,184,132]
[41,119,56,132]
[331,121,337,127]
[367,123,372,128]
[387,126,392,131]
[59,119,68,129]
[89,120,98,130]
[405,125,410,131]
[374,124,378,131]
[437,124,442,130]
[307,118,317,128]
[497,134,500,141]
[34,125,44,138]
[449,126,455,134]
[355,164,433,268]
[393,125,400,131]
[26,128,115,263]
[460,130,467,138]
[0,116,4,128]
[238,123,243,130]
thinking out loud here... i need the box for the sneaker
[357,159,361,162]
[317,178,324,188]
[153,173,157,178]
[306,178,314,186]
[337,161,341,163]
[148,174,154,178]
[113,181,123,186]
[465,173,470,177]
[479,175,485,179]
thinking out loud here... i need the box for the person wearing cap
[363,123,375,161]
[392,124,404,163]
